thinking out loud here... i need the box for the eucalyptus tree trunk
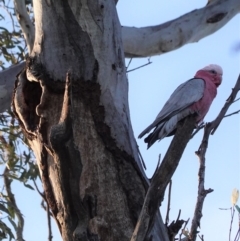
[12,1,168,240]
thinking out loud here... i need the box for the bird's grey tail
[138,126,153,139]
[138,120,160,139]
[144,129,160,149]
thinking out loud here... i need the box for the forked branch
[131,116,196,241]
[189,74,240,241]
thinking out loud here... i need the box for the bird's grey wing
[138,78,205,138]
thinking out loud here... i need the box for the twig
[130,115,196,241]
[191,122,205,138]
[127,58,152,73]
[126,58,132,70]
[189,73,240,241]
[179,218,190,240]
[137,146,147,170]
[151,154,161,180]
[234,227,240,241]
[224,109,240,118]
[198,234,204,241]
[33,179,53,240]
[230,206,235,241]
[233,97,240,103]
[33,179,53,216]
[189,137,214,241]
[4,168,25,241]
[176,210,181,221]
[46,199,53,241]
[219,207,231,210]
[167,210,184,241]
[211,74,240,135]
[33,178,44,198]
[165,180,172,225]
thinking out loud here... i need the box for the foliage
[0,111,39,240]
[0,2,38,240]
[0,0,32,69]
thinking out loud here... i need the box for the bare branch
[127,58,152,73]
[188,140,214,241]
[224,109,240,118]
[233,97,240,103]
[234,227,240,241]
[179,218,190,241]
[211,74,240,134]
[229,207,235,241]
[126,58,132,70]
[14,0,35,53]
[33,178,44,198]
[219,207,231,210]
[189,74,240,241]
[46,199,53,241]
[165,180,172,226]
[167,210,185,241]
[4,168,25,241]
[131,115,196,241]
[137,147,147,170]
[122,0,240,57]
[191,122,205,139]
[198,234,204,241]
[1,1,239,113]
[40,199,53,241]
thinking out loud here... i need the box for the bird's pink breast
[190,75,217,122]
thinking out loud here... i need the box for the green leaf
[0,220,15,241]
[7,205,15,219]
[7,217,17,232]
[0,26,8,32]
[24,183,35,190]
[0,203,10,215]
[1,46,10,56]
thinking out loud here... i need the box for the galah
[138,64,223,149]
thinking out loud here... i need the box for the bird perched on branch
[138,64,223,149]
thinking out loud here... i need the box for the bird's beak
[215,74,222,87]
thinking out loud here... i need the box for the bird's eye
[209,70,217,74]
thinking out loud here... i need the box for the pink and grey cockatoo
[138,64,223,149]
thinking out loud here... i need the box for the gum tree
[0,0,239,240]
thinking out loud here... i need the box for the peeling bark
[1,1,239,240]
[0,0,239,112]
[12,1,166,240]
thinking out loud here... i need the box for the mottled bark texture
[1,0,239,113]
[12,1,167,241]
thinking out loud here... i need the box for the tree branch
[210,74,240,134]
[14,0,35,53]
[1,0,239,113]
[4,168,25,241]
[165,180,172,226]
[131,115,196,241]
[122,0,240,57]
[188,73,240,241]
[188,140,214,241]
[0,62,25,113]
[224,109,240,118]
